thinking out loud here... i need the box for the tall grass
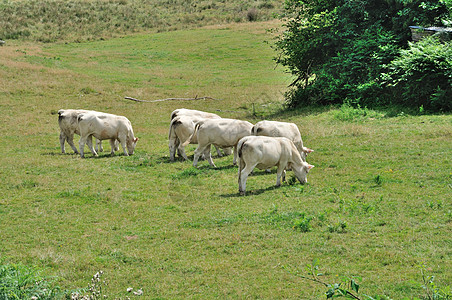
[0,0,282,42]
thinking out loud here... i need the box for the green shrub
[292,214,313,232]
[275,0,451,112]
[383,37,452,112]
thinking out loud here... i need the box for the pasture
[0,21,451,298]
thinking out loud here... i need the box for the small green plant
[284,259,365,299]
[327,221,347,233]
[420,264,452,300]
[292,214,313,232]
[0,260,64,299]
[374,175,383,186]
[333,102,383,121]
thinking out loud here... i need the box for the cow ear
[307,164,314,170]
[303,147,314,154]
[134,137,139,142]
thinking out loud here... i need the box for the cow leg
[109,139,116,155]
[95,139,103,152]
[239,163,256,195]
[79,136,92,158]
[175,139,183,157]
[232,146,238,166]
[59,132,67,153]
[214,145,222,157]
[118,135,129,156]
[276,164,286,186]
[86,135,98,157]
[169,139,177,161]
[65,133,79,154]
[178,145,188,161]
[204,147,216,168]
[238,157,245,194]
[193,144,209,167]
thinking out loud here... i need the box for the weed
[420,263,452,300]
[333,102,384,121]
[327,221,347,233]
[0,260,64,299]
[374,175,383,186]
[292,214,313,232]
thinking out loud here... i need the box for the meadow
[0,20,451,299]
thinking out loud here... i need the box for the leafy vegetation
[275,0,451,112]
[0,259,64,299]
[383,37,452,111]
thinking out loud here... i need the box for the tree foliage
[275,0,451,111]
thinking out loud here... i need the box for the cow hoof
[239,191,246,196]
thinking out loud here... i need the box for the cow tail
[58,110,64,124]
[181,121,201,147]
[238,140,246,158]
[168,118,180,140]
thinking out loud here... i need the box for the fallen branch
[124,96,222,103]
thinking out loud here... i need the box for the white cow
[170,108,221,121]
[77,112,138,158]
[252,120,313,161]
[183,118,253,167]
[237,136,314,195]
[168,110,231,161]
[58,109,117,154]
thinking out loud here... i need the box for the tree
[275,0,450,110]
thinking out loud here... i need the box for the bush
[275,0,451,112]
[383,37,452,111]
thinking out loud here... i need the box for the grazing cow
[183,118,253,167]
[58,109,116,154]
[252,120,313,161]
[77,112,138,158]
[168,110,231,161]
[237,136,314,195]
[170,108,221,121]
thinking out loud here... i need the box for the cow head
[127,137,139,155]
[292,162,314,184]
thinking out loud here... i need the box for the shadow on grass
[220,185,279,198]
[245,102,451,121]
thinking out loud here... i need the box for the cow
[170,108,221,121]
[77,112,138,158]
[168,109,231,161]
[252,120,313,161]
[58,109,117,154]
[183,118,253,167]
[237,136,314,195]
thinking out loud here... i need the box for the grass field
[0,20,451,299]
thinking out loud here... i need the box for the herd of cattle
[58,108,314,195]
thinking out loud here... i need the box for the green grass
[0,0,282,42]
[0,21,451,299]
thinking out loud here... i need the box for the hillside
[0,0,283,42]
